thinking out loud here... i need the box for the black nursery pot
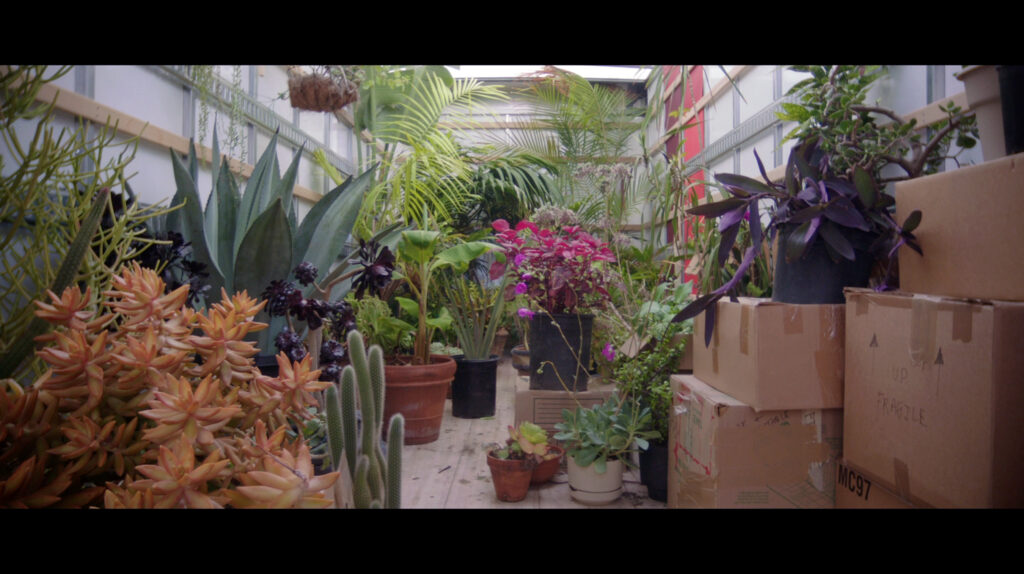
[639,441,669,502]
[529,313,593,392]
[254,354,280,378]
[451,355,499,419]
[998,65,1024,156]
[772,225,875,304]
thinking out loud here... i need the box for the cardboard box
[843,288,1024,508]
[514,375,616,436]
[693,298,845,411]
[668,374,842,509]
[835,459,916,509]
[895,152,1024,301]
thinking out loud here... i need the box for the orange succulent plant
[0,263,341,508]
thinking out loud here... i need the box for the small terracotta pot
[383,355,457,445]
[486,451,535,502]
[530,444,565,485]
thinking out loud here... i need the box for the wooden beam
[34,82,321,203]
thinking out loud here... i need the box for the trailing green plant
[553,394,660,475]
[324,329,404,508]
[162,132,374,351]
[0,65,171,383]
[613,319,688,442]
[441,274,509,360]
[188,65,248,166]
[777,65,978,183]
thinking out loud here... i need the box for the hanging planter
[287,66,361,113]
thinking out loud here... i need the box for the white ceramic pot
[567,455,623,505]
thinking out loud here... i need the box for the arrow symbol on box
[870,333,878,377]
[935,347,944,397]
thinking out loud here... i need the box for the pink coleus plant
[489,219,616,315]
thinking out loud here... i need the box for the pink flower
[513,253,525,266]
[601,343,615,362]
[517,308,535,320]
[515,282,528,295]
[520,273,532,281]
[492,219,510,232]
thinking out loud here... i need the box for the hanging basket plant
[287,66,361,113]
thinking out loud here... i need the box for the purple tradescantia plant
[673,137,924,347]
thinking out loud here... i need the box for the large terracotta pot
[486,451,534,502]
[384,354,457,445]
[567,455,623,505]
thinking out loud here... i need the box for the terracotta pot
[567,455,623,505]
[486,451,535,502]
[383,355,457,445]
[530,444,565,485]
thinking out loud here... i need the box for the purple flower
[517,308,535,320]
[520,273,533,281]
[515,282,528,295]
[514,253,525,266]
[601,343,615,362]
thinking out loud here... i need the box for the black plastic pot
[772,224,875,304]
[998,65,1024,156]
[529,313,593,392]
[451,355,498,419]
[254,354,280,378]
[639,441,668,502]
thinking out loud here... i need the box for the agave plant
[160,132,375,351]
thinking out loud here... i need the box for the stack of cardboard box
[840,152,1024,508]
[667,299,846,508]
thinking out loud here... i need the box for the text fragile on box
[843,288,1024,508]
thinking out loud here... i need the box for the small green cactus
[325,329,404,508]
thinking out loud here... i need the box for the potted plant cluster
[369,227,497,444]
[553,395,659,505]
[485,421,563,502]
[442,273,510,418]
[490,218,617,391]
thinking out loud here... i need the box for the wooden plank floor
[400,355,667,509]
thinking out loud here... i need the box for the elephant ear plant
[162,132,375,352]
[673,137,924,347]
[393,227,498,365]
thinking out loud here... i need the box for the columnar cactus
[324,329,403,508]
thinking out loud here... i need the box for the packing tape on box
[814,306,846,404]
[951,304,974,343]
[739,304,751,355]
[909,295,940,366]
[783,305,804,334]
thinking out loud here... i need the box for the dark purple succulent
[294,261,319,286]
[275,328,308,362]
[320,338,346,364]
[262,280,301,317]
[320,362,342,383]
[350,239,395,299]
